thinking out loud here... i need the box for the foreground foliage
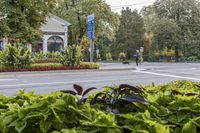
[1,81,200,133]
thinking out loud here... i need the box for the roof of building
[40,15,71,32]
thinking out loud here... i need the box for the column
[64,27,68,48]
[43,36,48,53]
[3,37,8,50]
[27,44,32,52]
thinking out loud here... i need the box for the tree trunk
[71,0,84,44]
[175,46,179,62]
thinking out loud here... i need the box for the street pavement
[1,62,200,96]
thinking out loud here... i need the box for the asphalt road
[1,62,200,96]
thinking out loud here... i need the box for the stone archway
[47,36,64,52]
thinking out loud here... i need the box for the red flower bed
[0,65,93,72]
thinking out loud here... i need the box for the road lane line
[0,70,130,77]
[0,77,142,88]
[0,79,17,81]
[133,70,200,81]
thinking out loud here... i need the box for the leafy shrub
[0,62,99,72]
[91,84,147,114]
[0,44,32,69]
[0,91,120,133]
[105,52,112,61]
[118,52,126,61]
[80,62,100,69]
[30,63,63,68]
[117,80,200,133]
[1,81,200,132]
[187,56,199,62]
[156,48,183,57]
[33,52,61,63]
[60,45,82,66]
[60,84,97,103]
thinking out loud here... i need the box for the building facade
[1,15,71,52]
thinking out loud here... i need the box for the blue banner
[88,14,95,40]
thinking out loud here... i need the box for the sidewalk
[99,62,136,71]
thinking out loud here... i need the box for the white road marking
[0,77,141,87]
[133,70,200,81]
[136,68,147,71]
[0,79,17,81]
[0,70,128,77]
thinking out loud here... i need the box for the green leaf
[9,120,27,133]
[182,121,196,133]
[40,119,52,133]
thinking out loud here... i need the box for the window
[47,36,64,52]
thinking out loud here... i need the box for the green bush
[1,81,200,132]
[60,45,82,66]
[30,63,63,68]
[0,44,32,69]
[33,52,61,63]
[187,56,199,62]
[80,62,100,69]
[0,91,119,133]
[118,52,126,61]
[105,52,112,61]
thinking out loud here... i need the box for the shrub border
[0,65,98,72]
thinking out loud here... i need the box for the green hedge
[1,81,200,133]
[80,62,100,69]
[0,62,99,72]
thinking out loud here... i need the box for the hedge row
[0,62,99,72]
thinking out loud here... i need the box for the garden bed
[0,62,99,72]
[1,80,200,133]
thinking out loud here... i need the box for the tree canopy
[54,0,120,44]
[0,0,56,43]
[113,7,145,59]
[142,0,200,61]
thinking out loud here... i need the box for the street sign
[88,14,95,40]
[96,49,99,54]
[140,47,144,52]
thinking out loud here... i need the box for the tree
[0,0,56,43]
[141,6,157,61]
[153,0,200,61]
[151,18,181,53]
[54,0,120,44]
[114,7,145,59]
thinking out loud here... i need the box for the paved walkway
[99,62,137,70]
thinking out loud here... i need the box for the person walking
[136,50,140,66]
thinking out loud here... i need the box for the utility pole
[90,40,94,62]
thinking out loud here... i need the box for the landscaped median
[0,43,99,72]
[0,62,99,72]
[1,80,200,133]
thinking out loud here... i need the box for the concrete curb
[99,67,136,71]
[0,67,136,75]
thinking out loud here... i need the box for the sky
[105,0,155,13]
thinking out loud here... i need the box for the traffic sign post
[88,14,95,62]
